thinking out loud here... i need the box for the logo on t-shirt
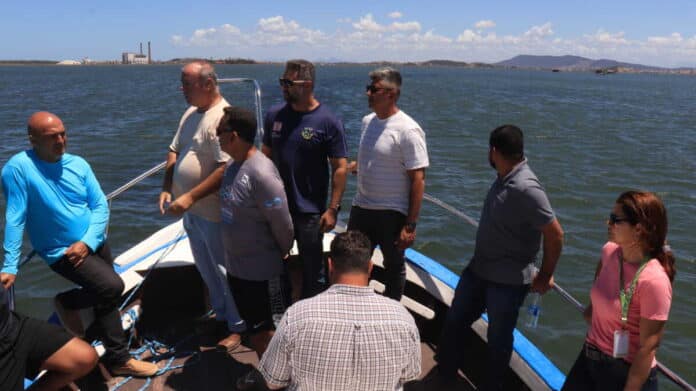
[301,127,314,140]
[263,197,283,209]
[272,121,282,136]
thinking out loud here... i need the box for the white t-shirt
[353,110,429,215]
[169,98,231,222]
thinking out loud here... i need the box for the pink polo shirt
[586,242,672,365]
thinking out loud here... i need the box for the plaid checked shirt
[258,284,421,391]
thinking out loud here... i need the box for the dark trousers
[348,206,407,301]
[50,243,129,366]
[562,344,658,391]
[437,267,529,391]
[292,213,326,299]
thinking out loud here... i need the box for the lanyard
[618,253,649,326]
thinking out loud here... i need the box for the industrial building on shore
[122,42,151,64]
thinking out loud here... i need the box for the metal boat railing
[8,78,265,312]
[217,78,265,145]
[6,77,692,390]
[422,193,695,391]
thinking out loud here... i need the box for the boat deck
[84,340,474,391]
[72,262,476,391]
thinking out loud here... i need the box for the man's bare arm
[319,157,348,233]
[159,151,178,214]
[167,163,226,216]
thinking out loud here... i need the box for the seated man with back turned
[244,231,421,391]
[1,283,97,390]
[0,111,158,377]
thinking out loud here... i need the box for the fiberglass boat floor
[86,340,474,391]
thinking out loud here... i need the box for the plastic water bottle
[525,293,542,328]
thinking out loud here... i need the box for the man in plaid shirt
[239,230,421,391]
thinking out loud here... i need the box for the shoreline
[1,60,694,76]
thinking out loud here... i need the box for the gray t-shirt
[220,151,294,281]
[468,159,555,285]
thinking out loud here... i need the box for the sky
[2,0,696,67]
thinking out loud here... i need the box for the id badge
[613,329,629,358]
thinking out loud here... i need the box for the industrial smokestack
[140,42,143,55]
[148,41,151,64]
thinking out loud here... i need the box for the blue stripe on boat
[113,234,189,274]
[405,248,566,391]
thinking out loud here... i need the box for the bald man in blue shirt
[0,112,158,377]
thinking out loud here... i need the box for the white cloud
[391,21,421,32]
[523,22,554,39]
[647,32,683,45]
[388,11,402,19]
[456,29,481,43]
[586,29,628,45]
[474,20,496,29]
[352,14,383,32]
[170,16,696,67]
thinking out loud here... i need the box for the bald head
[181,61,220,110]
[27,111,66,162]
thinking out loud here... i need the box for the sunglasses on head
[609,213,633,225]
[365,84,390,94]
[279,78,310,87]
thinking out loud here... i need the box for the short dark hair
[219,106,257,144]
[284,59,315,83]
[489,124,524,161]
[329,231,372,274]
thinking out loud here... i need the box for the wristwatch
[404,222,417,232]
[328,203,341,214]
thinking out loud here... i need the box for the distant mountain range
[3,55,694,74]
[495,55,664,71]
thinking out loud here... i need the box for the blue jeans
[183,213,244,332]
[437,267,529,391]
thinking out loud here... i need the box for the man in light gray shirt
[158,61,243,352]
[217,106,294,362]
[437,125,564,391]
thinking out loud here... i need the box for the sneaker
[110,358,159,377]
[216,332,242,353]
[236,370,265,390]
[53,296,85,337]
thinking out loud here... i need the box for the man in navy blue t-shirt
[262,59,348,299]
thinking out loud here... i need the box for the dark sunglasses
[609,213,632,225]
[365,84,390,94]
[279,78,310,87]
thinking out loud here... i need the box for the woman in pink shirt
[562,191,675,391]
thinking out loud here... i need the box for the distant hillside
[496,55,665,71]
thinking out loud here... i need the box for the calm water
[1,65,694,387]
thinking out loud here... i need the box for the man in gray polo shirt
[437,125,564,391]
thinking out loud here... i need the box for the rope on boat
[108,227,198,391]
[118,227,186,311]
[109,335,202,391]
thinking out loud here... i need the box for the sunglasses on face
[609,213,632,225]
[365,84,390,94]
[279,78,310,87]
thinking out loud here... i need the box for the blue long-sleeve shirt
[1,150,109,275]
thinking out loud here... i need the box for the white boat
[15,78,693,391]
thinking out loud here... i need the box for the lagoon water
[0,64,694,387]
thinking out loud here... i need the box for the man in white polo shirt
[348,67,429,301]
